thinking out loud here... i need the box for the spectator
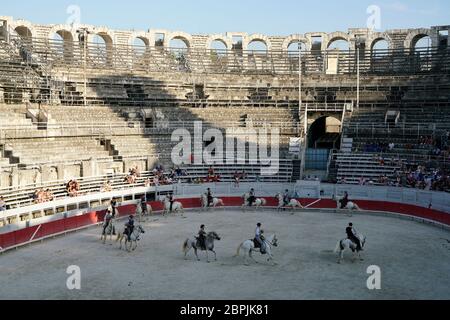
[0,196,6,211]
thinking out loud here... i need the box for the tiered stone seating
[4,137,112,165]
[334,153,402,184]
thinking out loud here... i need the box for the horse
[135,202,153,222]
[200,193,224,210]
[334,231,366,264]
[333,195,360,215]
[235,234,278,266]
[116,225,146,252]
[242,193,266,209]
[160,197,184,217]
[275,193,303,211]
[182,231,221,263]
[100,218,116,245]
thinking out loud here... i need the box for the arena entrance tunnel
[307,116,342,149]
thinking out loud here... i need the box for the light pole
[77,28,89,107]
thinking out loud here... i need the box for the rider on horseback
[255,223,267,254]
[167,194,174,212]
[346,223,362,251]
[248,188,256,207]
[206,188,213,207]
[197,224,207,250]
[125,215,135,241]
[283,189,290,206]
[102,209,113,235]
[140,196,147,214]
[339,191,349,209]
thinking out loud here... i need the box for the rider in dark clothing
[346,223,362,251]
[248,188,256,207]
[140,196,147,214]
[283,189,290,206]
[168,194,174,212]
[125,215,135,241]
[207,188,213,207]
[340,192,349,209]
[197,224,207,250]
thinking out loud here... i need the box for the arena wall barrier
[1,193,449,253]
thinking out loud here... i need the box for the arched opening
[413,35,432,53]
[413,35,432,71]
[14,26,32,44]
[287,41,307,55]
[51,30,73,60]
[370,39,390,72]
[371,39,389,56]
[210,39,227,55]
[132,37,148,56]
[327,38,349,51]
[90,33,113,64]
[169,37,189,56]
[209,39,228,71]
[248,40,267,54]
[308,116,342,149]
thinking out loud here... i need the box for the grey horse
[182,231,221,263]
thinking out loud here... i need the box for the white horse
[160,197,184,217]
[200,193,224,210]
[242,193,266,209]
[334,231,366,264]
[235,234,278,266]
[275,193,303,211]
[135,202,153,222]
[100,218,116,245]
[182,231,221,263]
[333,195,360,212]
[116,225,146,252]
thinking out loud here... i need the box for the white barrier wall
[174,182,450,213]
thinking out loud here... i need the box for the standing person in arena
[0,196,6,211]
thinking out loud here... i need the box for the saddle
[253,238,267,254]
[195,237,206,250]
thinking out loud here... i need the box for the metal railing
[2,34,450,76]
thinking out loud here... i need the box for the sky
[1,0,449,35]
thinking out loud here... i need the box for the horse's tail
[116,232,122,242]
[182,239,189,253]
[234,242,243,257]
[334,240,342,253]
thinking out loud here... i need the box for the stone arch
[326,32,351,50]
[282,34,311,51]
[404,29,438,50]
[88,29,115,64]
[128,32,150,47]
[48,26,76,59]
[369,34,393,51]
[13,24,34,43]
[129,32,150,57]
[167,31,192,48]
[244,34,272,51]
[206,35,232,51]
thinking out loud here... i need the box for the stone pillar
[57,164,65,181]
[10,167,19,188]
[82,158,98,177]
[146,156,158,171]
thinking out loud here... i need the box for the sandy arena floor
[0,208,449,300]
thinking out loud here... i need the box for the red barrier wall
[1,197,448,251]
